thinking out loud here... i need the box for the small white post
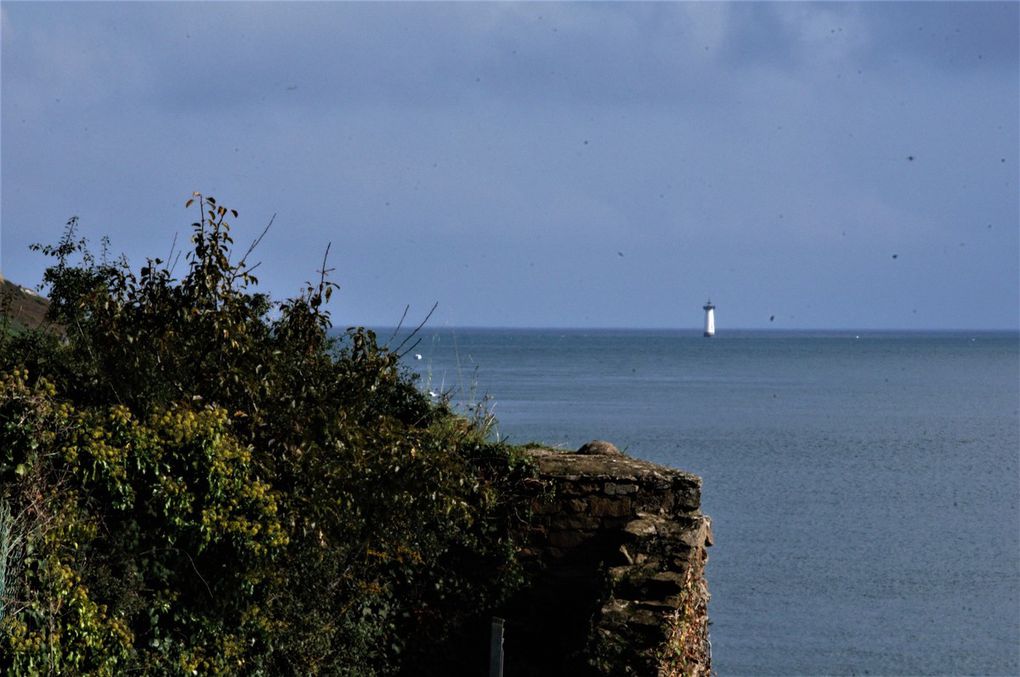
[489,617,504,677]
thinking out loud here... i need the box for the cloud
[3,3,742,115]
[8,1,1010,123]
[2,1,1016,328]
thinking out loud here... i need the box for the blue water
[385,328,1019,676]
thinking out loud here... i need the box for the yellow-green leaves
[3,194,538,674]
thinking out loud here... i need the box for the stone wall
[499,442,712,676]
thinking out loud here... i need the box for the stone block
[550,514,601,531]
[589,496,633,518]
[556,481,601,496]
[623,516,659,539]
[608,565,631,583]
[648,571,688,595]
[679,516,713,548]
[671,480,701,512]
[577,440,623,456]
[634,598,677,612]
[532,498,562,516]
[566,498,588,513]
[604,482,639,495]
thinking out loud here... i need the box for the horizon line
[351,325,1020,334]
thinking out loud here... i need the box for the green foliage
[0,196,537,674]
[656,561,710,677]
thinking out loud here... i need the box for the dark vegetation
[0,196,536,674]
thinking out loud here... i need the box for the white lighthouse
[703,300,716,337]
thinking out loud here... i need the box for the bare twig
[165,231,178,270]
[399,336,423,359]
[317,242,334,290]
[168,249,183,277]
[182,549,214,600]
[231,213,276,284]
[393,301,438,358]
[236,261,262,278]
[387,304,411,346]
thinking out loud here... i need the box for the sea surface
[382,328,1019,676]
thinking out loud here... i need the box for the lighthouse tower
[703,300,716,337]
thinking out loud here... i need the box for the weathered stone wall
[500,442,712,676]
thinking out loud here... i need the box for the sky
[2,1,1017,330]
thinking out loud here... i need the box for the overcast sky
[2,1,1017,329]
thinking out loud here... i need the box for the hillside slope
[0,275,50,330]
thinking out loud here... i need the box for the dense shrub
[0,196,535,674]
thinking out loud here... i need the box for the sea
[379,327,1019,676]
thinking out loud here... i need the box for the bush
[0,196,535,674]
